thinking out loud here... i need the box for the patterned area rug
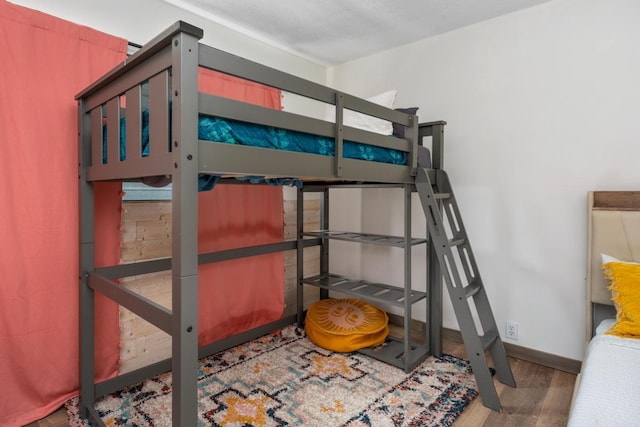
[67,326,479,426]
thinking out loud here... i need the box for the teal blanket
[198,116,407,165]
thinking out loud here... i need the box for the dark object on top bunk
[393,107,419,138]
[140,174,171,187]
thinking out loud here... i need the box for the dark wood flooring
[443,338,576,426]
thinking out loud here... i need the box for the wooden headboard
[587,191,640,340]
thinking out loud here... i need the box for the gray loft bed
[76,21,446,426]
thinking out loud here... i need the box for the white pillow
[601,253,640,265]
[601,253,620,265]
[326,89,397,135]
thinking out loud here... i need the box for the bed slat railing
[198,92,412,153]
[83,25,418,184]
[106,98,121,165]
[79,39,175,183]
[83,46,172,113]
[198,42,417,179]
[148,70,171,158]
[76,21,201,105]
[406,117,418,170]
[198,44,335,105]
[198,141,414,182]
[335,93,345,176]
[90,108,102,168]
[125,85,142,161]
[199,93,331,136]
[197,43,414,141]
[88,156,173,181]
[86,73,175,181]
[420,121,445,170]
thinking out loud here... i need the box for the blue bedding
[104,111,410,190]
[197,116,407,165]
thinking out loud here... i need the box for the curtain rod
[127,41,142,56]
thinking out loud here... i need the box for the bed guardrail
[78,21,424,184]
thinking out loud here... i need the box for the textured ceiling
[162,0,554,65]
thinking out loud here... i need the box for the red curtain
[0,2,126,425]
[0,3,284,424]
[197,69,285,345]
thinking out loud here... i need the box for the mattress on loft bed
[105,112,431,190]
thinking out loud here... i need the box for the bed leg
[427,237,443,357]
[296,186,305,327]
[78,96,96,418]
[171,274,199,426]
[170,27,202,427]
[78,262,95,418]
[319,188,330,300]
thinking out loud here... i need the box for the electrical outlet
[505,320,518,340]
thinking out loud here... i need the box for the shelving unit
[296,184,435,372]
[301,273,427,307]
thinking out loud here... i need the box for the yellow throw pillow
[604,261,640,338]
[305,298,389,352]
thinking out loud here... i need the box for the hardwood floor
[27,337,576,427]
[443,338,576,426]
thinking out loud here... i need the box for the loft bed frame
[77,21,447,426]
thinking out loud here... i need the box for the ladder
[415,168,516,411]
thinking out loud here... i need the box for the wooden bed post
[320,188,330,300]
[419,120,445,171]
[78,98,96,419]
[169,23,203,427]
[403,184,414,364]
[296,185,305,326]
[418,121,446,357]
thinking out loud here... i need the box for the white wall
[327,0,640,360]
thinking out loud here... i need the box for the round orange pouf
[305,298,389,352]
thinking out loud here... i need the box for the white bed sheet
[568,319,640,426]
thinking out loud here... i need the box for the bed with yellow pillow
[568,191,640,426]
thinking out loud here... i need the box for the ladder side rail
[320,188,330,300]
[443,200,476,288]
[415,168,503,411]
[403,184,413,370]
[417,174,468,297]
[435,170,516,388]
[438,175,482,292]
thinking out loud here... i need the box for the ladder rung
[449,237,466,247]
[480,329,499,350]
[434,192,451,199]
[464,279,482,298]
